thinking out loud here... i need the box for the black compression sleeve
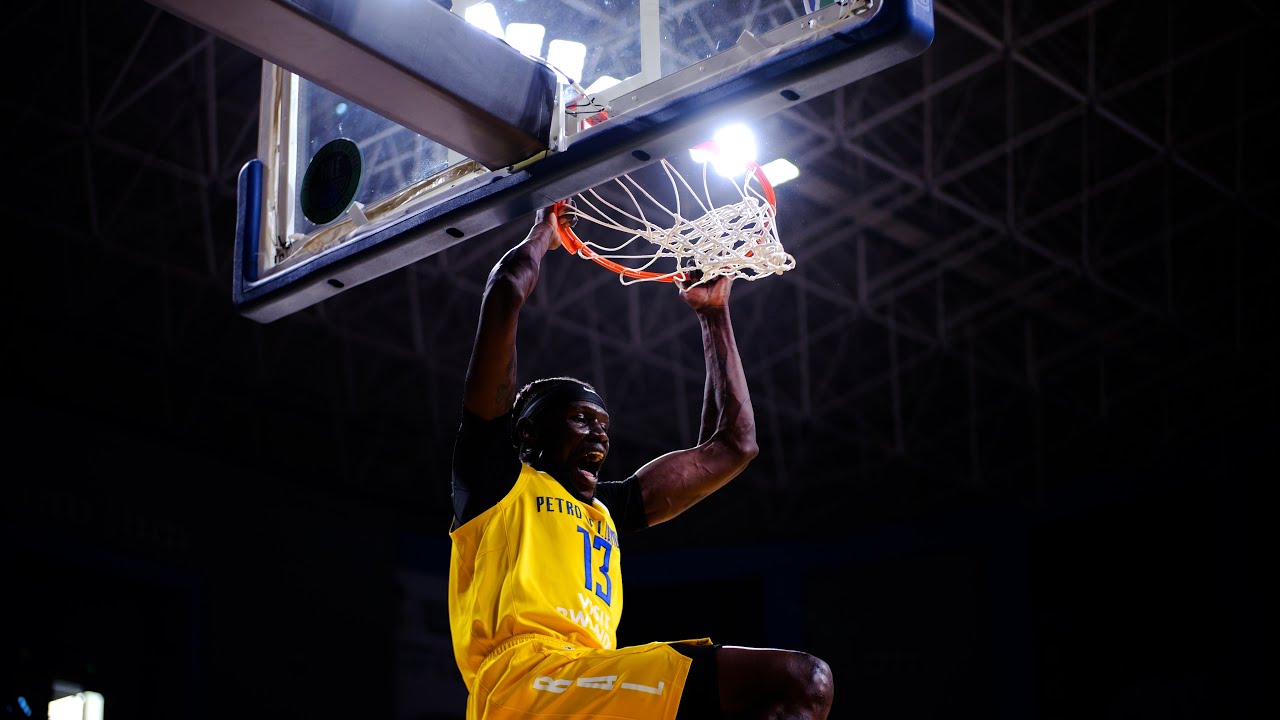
[451,410,521,526]
[594,476,648,536]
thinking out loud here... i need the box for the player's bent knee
[791,652,834,714]
[718,646,834,717]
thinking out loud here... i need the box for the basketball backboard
[148,0,934,322]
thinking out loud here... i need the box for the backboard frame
[231,0,935,323]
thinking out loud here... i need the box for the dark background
[5,1,1274,719]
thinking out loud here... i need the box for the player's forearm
[697,307,758,459]
[696,312,718,445]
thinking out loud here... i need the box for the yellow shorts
[468,635,714,720]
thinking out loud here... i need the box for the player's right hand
[677,270,732,310]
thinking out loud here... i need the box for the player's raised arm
[633,273,759,526]
[462,206,562,420]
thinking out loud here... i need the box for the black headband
[517,382,606,424]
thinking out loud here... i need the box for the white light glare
[49,692,105,720]
[546,39,587,84]
[691,123,758,177]
[584,75,621,93]
[505,22,545,58]
[464,3,504,38]
[464,8,579,84]
[760,158,800,186]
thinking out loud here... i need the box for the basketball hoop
[552,141,795,286]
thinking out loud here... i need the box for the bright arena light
[505,22,546,57]
[692,123,759,177]
[760,158,800,186]
[49,692,105,720]
[463,7,580,83]
[547,39,587,83]
[464,3,504,38]
[584,75,621,93]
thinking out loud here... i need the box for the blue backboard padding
[233,159,263,302]
[280,0,557,168]
[147,0,559,170]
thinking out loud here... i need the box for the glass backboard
[166,0,934,321]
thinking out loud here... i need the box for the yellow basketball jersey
[449,463,625,691]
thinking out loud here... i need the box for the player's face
[535,400,610,501]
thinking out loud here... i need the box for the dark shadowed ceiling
[7,1,1276,717]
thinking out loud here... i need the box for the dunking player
[448,204,834,719]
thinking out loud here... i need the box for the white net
[561,155,796,285]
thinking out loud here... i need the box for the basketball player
[449,204,834,719]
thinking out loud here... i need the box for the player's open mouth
[577,452,605,480]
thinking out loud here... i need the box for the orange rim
[552,143,776,283]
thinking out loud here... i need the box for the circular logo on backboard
[300,137,363,225]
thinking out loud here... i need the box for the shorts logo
[533,677,573,694]
[576,676,615,690]
[533,675,666,696]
